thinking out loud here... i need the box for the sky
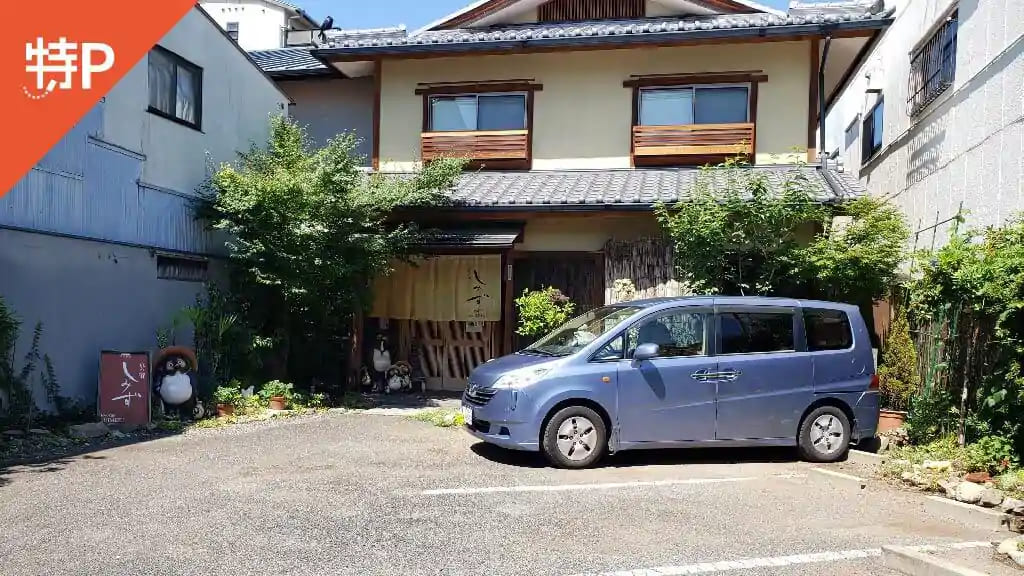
[296,0,796,31]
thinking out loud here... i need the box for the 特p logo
[23,37,114,100]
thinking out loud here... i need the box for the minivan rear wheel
[798,405,851,463]
[542,406,607,469]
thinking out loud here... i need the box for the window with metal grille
[538,0,644,22]
[157,255,208,282]
[908,10,958,116]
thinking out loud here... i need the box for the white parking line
[420,474,805,495]
[566,541,992,576]
[810,468,866,483]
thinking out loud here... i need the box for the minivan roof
[615,296,857,312]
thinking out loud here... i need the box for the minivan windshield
[522,305,643,357]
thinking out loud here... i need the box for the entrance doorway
[512,252,604,350]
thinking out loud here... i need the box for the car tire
[798,405,851,463]
[541,406,607,469]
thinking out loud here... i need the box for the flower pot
[216,404,234,417]
[269,396,287,411]
[877,409,907,434]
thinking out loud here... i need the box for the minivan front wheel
[542,406,607,469]
[798,406,851,463]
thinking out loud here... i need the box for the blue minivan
[462,297,879,468]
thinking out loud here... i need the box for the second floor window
[908,10,958,116]
[148,46,202,129]
[226,22,240,41]
[638,86,749,126]
[862,97,884,163]
[428,93,527,132]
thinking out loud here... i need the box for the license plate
[461,405,473,425]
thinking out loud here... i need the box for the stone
[68,422,109,439]
[964,471,992,484]
[878,435,891,452]
[3,429,24,437]
[901,471,915,483]
[954,481,986,504]
[938,479,959,498]
[1000,498,1024,514]
[28,428,51,435]
[1009,550,1024,568]
[1005,515,1024,534]
[110,430,126,439]
[922,460,952,471]
[997,537,1023,555]
[979,488,1005,507]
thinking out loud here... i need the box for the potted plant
[259,380,293,411]
[213,385,242,417]
[877,309,918,433]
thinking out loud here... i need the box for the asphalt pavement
[0,413,1006,575]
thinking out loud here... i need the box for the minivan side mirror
[633,343,660,361]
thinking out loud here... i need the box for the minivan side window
[626,310,706,358]
[803,308,853,351]
[719,311,794,354]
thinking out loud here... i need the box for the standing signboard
[98,351,151,427]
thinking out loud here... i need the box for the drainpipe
[818,34,833,170]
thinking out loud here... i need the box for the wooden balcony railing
[421,130,530,162]
[632,123,755,159]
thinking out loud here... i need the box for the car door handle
[691,369,711,381]
[718,369,742,382]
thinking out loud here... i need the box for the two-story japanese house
[302,0,893,390]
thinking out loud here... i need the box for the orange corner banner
[0,0,198,197]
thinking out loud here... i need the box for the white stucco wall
[379,41,812,172]
[201,0,288,50]
[823,0,1024,245]
[102,6,290,196]
[278,78,375,163]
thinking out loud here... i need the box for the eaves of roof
[313,12,893,60]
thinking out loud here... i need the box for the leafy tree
[655,160,822,296]
[202,116,462,386]
[801,197,909,304]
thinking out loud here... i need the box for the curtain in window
[477,95,526,130]
[430,97,476,131]
[694,87,748,124]
[148,50,174,116]
[176,65,198,124]
[639,89,693,126]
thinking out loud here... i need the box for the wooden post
[807,37,820,163]
[501,250,514,355]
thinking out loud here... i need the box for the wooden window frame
[425,92,529,132]
[418,82,541,170]
[626,72,763,167]
[147,45,203,131]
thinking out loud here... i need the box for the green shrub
[995,470,1024,497]
[963,435,1018,474]
[234,395,264,416]
[308,393,327,409]
[515,287,575,338]
[878,310,919,411]
[213,385,243,406]
[259,380,294,401]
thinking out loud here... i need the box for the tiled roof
[321,10,890,51]
[248,47,330,76]
[249,27,407,76]
[387,166,865,208]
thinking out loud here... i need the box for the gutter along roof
[312,10,892,60]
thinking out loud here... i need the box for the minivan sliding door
[714,306,813,440]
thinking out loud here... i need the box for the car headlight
[492,366,552,389]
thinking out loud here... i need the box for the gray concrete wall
[0,228,208,406]
[279,77,374,164]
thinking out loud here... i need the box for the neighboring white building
[201,0,319,50]
[0,6,291,404]
[823,0,1024,246]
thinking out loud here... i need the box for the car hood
[469,353,562,387]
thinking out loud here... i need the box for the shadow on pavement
[0,431,180,489]
[471,442,800,469]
